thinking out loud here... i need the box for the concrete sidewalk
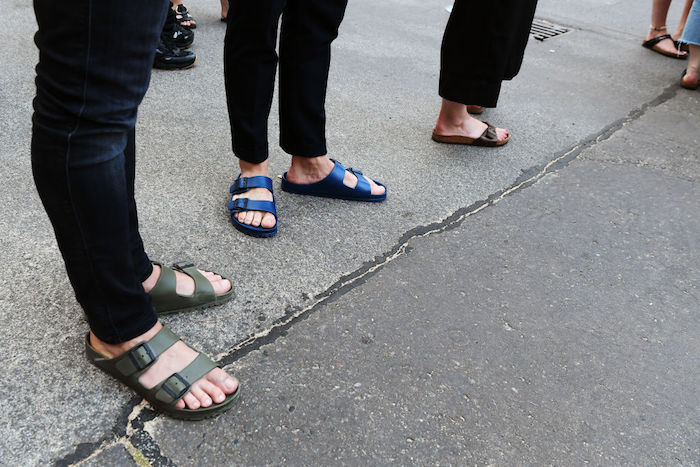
[1,0,697,464]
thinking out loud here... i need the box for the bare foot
[682,66,699,89]
[230,160,277,229]
[89,322,238,410]
[285,155,386,196]
[435,99,508,143]
[142,264,231,296]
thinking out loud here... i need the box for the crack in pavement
[55,83,679,466]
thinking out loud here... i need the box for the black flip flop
[642,34,687,59]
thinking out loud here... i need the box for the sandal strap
[643,34,673,47]
[229,175,273,195]
[478,122,499,144]
[175,4,195,22]
[227,198,278,217]
[151,353,218,405]
[149,261,216,312]
[347,167,371,194]
[172,261,216,302]
[329,160,370,195]
[113,326,180,377]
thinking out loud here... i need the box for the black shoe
[162,2,194,49]
[154,40,197,70]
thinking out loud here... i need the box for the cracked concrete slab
[0,0,696,464]
[150,96,700,465]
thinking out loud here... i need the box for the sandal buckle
[231,198,248,211]
[162,373,190,400]
[230,177,249,194]
[128,343,156,371]
[172,261,195,271]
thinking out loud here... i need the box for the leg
[224,0,286,165]
[673,0,694,41]
[32,0,237,414]
[435,1,510,144]
[644,0,688,57]
[223,0,285,229]
[279,0,384,198]
[223,0,286,231]
[32,0,169,343]
[680,0,700,88]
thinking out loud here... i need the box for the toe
[367,177,386,195]
[261,212,276,229]
[252,211,263,227]
[212,278,231,295]
[243,210,255,225]
[208,367,239,395]
[199,376,227,404]
[190,385,213,408]
[182,392,201,410]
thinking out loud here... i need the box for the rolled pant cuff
[88,306,158,345]
[280,140,327,158]
[136,259,154,283]
[233,144,270,165]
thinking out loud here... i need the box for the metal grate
[530,18,571,41]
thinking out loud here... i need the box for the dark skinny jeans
[31,0,168,344]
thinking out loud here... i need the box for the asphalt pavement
[1,0,698,465]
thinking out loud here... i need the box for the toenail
[225,379,236,390]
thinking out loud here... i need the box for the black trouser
[224,0,348,164]
[31,0,167,344]
[439,0,538,107]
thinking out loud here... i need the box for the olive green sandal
[86,326,240,420]
[149,261,234,315]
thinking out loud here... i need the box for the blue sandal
[227,175,278,238]
[281,160,387,202]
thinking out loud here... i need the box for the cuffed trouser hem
[87,306,157,345]
[280,140,327,158]
[439,72,502,108]
[233,144,270,165]
[136,259,154,284]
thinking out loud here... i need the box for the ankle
[89,322,163,359]
[142,264,161,293]
[290,155,332,175]
[239,160,269,177]
[436,113,477,134]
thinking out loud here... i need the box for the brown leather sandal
[467,105,484,115]
[431,122,509,147]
